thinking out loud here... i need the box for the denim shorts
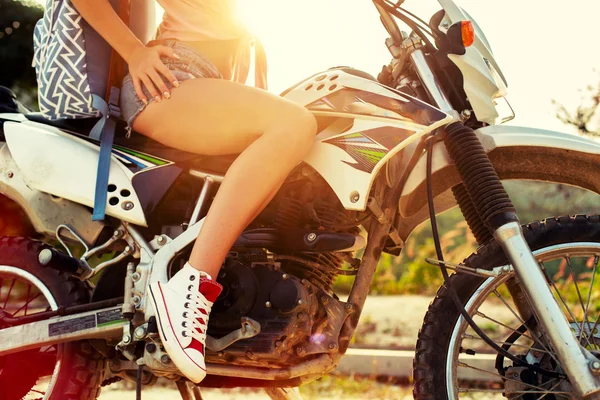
[120,40,223,128]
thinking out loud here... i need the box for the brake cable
[425,135,565,380]
[495,320,532,377]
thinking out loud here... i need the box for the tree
[0,0,43,107]
[554,78,600,137]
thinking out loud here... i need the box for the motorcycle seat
[24,112,237,174]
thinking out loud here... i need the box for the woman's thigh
[132,78,311,156]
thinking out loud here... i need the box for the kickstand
[136,364,143,400]
[264,387,303,400]
[192,386,204,400]
[176,380,203,400]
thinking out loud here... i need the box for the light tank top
[156,0,266,88]
[156,0,244,42]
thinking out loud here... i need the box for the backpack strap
[105,0,131,100]
[91,89,120,221]
[91,0,131,221]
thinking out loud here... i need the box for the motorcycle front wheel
[414,215,600,399]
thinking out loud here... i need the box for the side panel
[5,121,147,225]
[283,70,453,211]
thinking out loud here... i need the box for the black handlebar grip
[38,248,83,276]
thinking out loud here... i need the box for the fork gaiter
[443,122,518,232]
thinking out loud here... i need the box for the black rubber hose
[444,122,518,231]
[451,183,493,245]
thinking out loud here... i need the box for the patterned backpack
[32,0,131,221]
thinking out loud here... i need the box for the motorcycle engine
[206,254,352,368]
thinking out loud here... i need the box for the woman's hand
[127,45,181,104]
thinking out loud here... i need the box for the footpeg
[205,317,261,352]
[38,248,92,278]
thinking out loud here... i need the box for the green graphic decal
[356,148,386,164]
[324,126,414,173]
[113,146,168,166]
[344,132,364,139]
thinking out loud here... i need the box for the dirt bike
[1,0,600,399]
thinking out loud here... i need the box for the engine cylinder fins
[273,195,364,231]
[451,183,493,245]
[274,197,304,229]
[443,122,518,231]
[280,253,344,293]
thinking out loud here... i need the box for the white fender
[4,121,147,226]
[396,125,600,240]
[402,125,600,199]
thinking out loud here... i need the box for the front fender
[397,125,600,241]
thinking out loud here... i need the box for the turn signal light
[461,21,475,47]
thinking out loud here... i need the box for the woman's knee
[268,105,317,151]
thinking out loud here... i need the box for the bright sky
[32,0,600,133]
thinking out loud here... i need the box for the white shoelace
[182,290,213,343]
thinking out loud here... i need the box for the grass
[299,373,412,399]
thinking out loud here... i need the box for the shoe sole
[148,282,206,383]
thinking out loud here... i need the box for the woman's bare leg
[133,78,316,277]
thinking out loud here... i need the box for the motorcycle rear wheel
[0,237,105,400]
[413,215,600,399]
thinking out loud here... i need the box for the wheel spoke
[475,311,536,342]
[23,284,31,316]
[462,333,552,354]
[538,380,564,399]
[542,262,594,347]
[583,256,599,347]
[492,289,559,363]
[458,387,572,395]
[589,313,600,347]
[565,256,595,347]
[3,279,15,308]
[12,292,42,317]
[457,361,564,393]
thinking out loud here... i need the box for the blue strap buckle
[91,87,121,221]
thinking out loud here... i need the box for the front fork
[495,223,600,397]
[411,48,600,398]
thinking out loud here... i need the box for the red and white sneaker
[149,262,222,383]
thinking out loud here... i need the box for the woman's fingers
[148,69,170,99]
[140,74,161,102]
[156,62,179,88]
[156,45,181,61]
[132,77,147,105]
[131,45,181,103]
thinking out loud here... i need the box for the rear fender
[397,125,600,241]
[4,121,147,225]
[0,144,106,246]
